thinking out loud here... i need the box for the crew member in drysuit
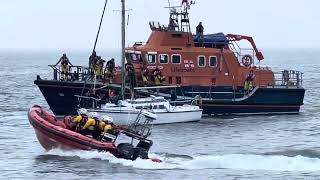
[196,22,204,46]
[55,53,73,81]
[95,57,104,81]
[154,68,166,85]
[126,62,137,98]
[79,112,102,139]
[105,58,115,83]
[73,108,88,132]
[141,66,149,86]
[244,70,255,94]
[89,51,98,79]
[99,116,116,141]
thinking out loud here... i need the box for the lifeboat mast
[166,0,194,33]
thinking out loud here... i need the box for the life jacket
[142,75,148,82]
[91,118,102,135]
[95,65,102,76]
[61,59,69,73]
[155,75,161,85]
[79,115,88,127]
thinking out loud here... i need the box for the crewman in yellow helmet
[100,115,116,142]
[73,108,88,132]
[80,112,101,138]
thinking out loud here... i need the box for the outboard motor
[117,143,135,160]
[132,140,153,160]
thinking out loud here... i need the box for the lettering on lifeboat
[147,66,163,70]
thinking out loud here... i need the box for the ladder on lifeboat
[180,10,191,32]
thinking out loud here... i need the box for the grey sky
[1,0,319,50]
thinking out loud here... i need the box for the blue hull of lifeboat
[34,79,305,116]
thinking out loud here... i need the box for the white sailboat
[85,95,203,125]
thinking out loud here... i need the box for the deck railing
[273,70,303,88]
[49,65,92,81]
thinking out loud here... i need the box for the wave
[45,149,320,172]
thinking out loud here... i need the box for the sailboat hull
[86,109,203,125]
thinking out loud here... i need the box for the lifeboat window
[147,54,156,64]
[131,53,137,61]
[172,54,181,64]
[209,56,217,67]
[159,54,169,64]
[198,56,206,67]
[136,54,143,62]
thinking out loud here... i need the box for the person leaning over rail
[55,53,73,81]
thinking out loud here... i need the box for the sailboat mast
[93,0,108,54]
[121,0,126,99]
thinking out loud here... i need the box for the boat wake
[45,149,320,171]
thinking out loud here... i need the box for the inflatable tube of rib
[28,106,119,155]
[28,105,161,162]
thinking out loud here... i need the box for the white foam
[45,149,320,172]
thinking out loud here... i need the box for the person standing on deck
[196,22,204,46]
[126,62,136,98]
[55,53,73,81]
[95,57,104,81]
[89,51,98,79]
[244,70,255,94]
[105,58,115,83]
[154,68,165,86]
[141,66,149,86]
